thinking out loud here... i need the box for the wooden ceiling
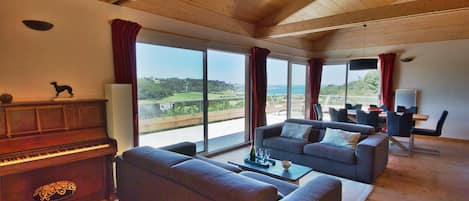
[101,0,469,51]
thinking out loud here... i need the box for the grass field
[139,91,244,104]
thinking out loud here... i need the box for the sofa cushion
[322,121,375,135]
[171,159,277,201]
[280,122,312,141]
[320,128,361,149]
[263,137,308,154]
[122,146,191,176]
[303,143,356,164]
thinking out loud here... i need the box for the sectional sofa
[255,119,389,183]
[116,142,342,201]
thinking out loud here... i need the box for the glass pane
[290,64,306,119]
[347,67,380,109]
[136,43,205,152]
[267,58,288,124]
[207,49,246,152]
[319,64,347,120]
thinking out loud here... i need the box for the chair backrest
[396,105,406,112]
[313,104,323,121]
[345,104,353,109]
[357,110,379,129]
[346,103,362,110]
[397,105,418,114]
[386,112,413,137]
[406,106,418,114]
[380,105,389,111]
[329,108,348,123]
[435,110,449,135]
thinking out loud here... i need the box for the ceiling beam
[256,0,469,38]
[256,0,315,26]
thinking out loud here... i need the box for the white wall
[317,39,469,140]
[0,0,312,102]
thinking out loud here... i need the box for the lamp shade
[22,20,54,31]
[349,59,378,70]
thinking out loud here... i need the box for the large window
[136,42,310,152]
[347,68,380,107]
[207,49,246,152]
[136,44,249,153]
[290,64,307,119]
[319,64,347,119]
[266,58,288,124]
[319,62,380,120]
[137,43,205,151]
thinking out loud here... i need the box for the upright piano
[0,99,117,201]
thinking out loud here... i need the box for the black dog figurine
[50,82,74,97]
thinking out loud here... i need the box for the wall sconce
[400,57,415,62]
[22,20,54,31]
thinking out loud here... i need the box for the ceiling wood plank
[256,0,469,38]
[307,9,469,51]
[257,0,315,26]
[117,0,256,36]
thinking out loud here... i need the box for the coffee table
[228,158,312,184]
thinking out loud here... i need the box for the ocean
[267,85,305,95]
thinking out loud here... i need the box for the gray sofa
[116,142,342,201]
[255,119,388,184]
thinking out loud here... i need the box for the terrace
[138,94,377,152]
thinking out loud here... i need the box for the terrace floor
[139,114,287,152]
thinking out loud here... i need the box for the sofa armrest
[254,123,284,148]
[281,176,341,201]
[356,133,389,183]
[160,142,196,156]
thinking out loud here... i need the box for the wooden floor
[211,137,469,201]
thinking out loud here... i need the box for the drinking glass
[257,148,264,162]
[264,149,271,162]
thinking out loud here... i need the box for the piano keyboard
[0,144,110,167]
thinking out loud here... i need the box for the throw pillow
[320,128,361,149]
[280,122,312,141]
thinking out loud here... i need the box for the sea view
[267,85,305,95]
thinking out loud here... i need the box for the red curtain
[308,58,324,120]
[379,53,396,111]
[249,47,270,143]
[111,19,142,146]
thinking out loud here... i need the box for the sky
[136,43,372,87]
[137,43,307,86]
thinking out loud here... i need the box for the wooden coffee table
[228,158,312,184]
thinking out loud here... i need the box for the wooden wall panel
[6,107,38,136]
[38,106,66,132]
[77,103,105,128]
[0,109,5,138]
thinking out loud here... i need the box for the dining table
[347,109,429,123]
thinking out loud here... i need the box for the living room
[1,0,468,201]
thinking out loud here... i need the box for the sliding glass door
[319,64,347,120]
[319,63,380,120]
[266,58,288,124]
[207,49,246,152]
[136,43,205,152]
[290,63,307,119]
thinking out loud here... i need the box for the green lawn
[139,91,243,104]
